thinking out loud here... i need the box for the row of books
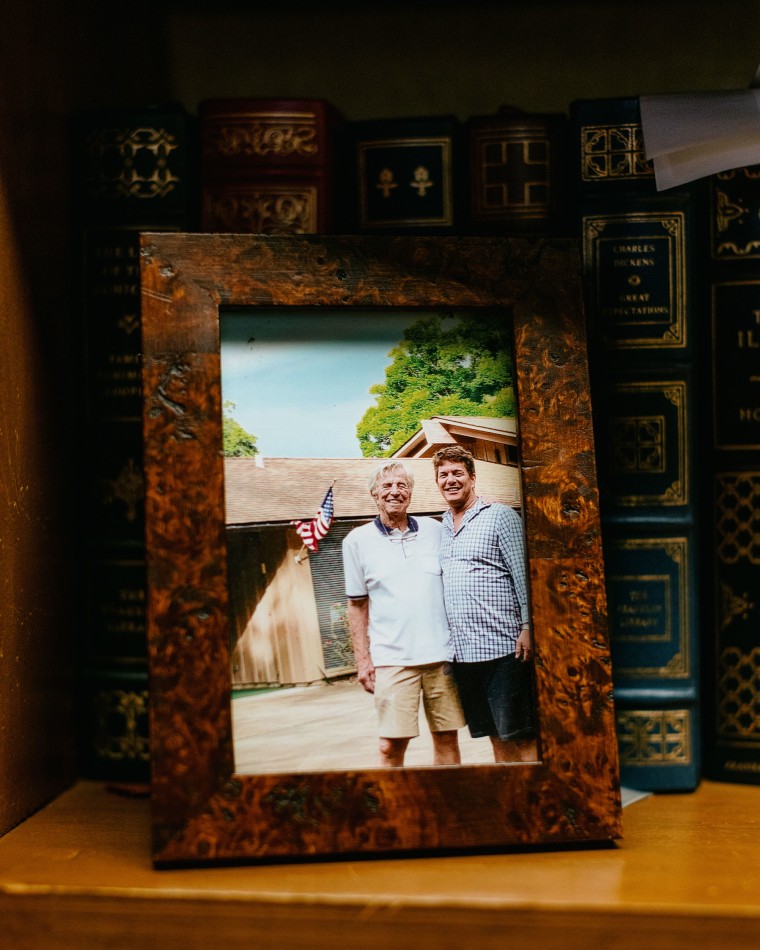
[73,96,760,793]
[576,97,760,795]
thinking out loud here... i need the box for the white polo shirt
[342,515,451,667]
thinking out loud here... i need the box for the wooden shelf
[5,4,760,945]
[1,779,760,948]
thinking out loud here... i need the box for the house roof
[392,415,518,458]
[225,455,521,525]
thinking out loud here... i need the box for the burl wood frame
[140,233,621,866]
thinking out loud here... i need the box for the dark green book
[570,95,704,791]
[72,103,195,781]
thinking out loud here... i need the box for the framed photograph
[140,233,621,866]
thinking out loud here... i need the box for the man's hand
[347,597,375,691]
[515,625,532,662]
[357,658,376,694]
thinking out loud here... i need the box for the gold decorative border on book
[616,709,692,765]
[611,413,666,475]
[711,282,760,451]
[609,380,688,506]
[583,211,687,349]
[472,128,552,220]
[716,645,760,744]
[85,126,182,200]
[580,123,653,182]
[711,167,760,260]
[203,111,320,159]
[357,137,454,229]
[202,185,319,233]
[715,472,760,565]
[93,688,150,762]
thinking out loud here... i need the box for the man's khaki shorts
[374,662,465,739]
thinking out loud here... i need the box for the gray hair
[367,460,415,496]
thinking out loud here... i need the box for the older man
[433,445,537,763]
[342,460,464,767]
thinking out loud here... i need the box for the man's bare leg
[431,729,461,765]
[490,736,538,763]
[379,736,410,767]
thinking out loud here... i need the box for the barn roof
[225,456,521,526]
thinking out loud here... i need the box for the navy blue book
[570,96,704,791]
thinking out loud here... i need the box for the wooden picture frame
[140,233,621,866]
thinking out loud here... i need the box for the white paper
[639,89,760,190]
[620,786,652,808]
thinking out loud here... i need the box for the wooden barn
[224,417,521,690]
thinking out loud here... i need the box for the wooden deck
[232,678,499,774]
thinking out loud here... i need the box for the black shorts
[452,654,536,741]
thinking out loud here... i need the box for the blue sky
[220,310,425,458]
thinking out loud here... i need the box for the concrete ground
[232,677,498,774]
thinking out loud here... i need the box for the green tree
[223,401,259,457]
[357,313,515,457]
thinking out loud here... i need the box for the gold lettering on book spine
[204,112,319,158]
[583,212,687,349]
[609,537,689,679]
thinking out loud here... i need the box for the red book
[199,98,341,233]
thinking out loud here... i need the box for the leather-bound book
[467,106,571,234]
[570,95,705,792]
[702,163,760,786]
[199,98,340,233]
[72,102,195,782]
[345,114,462,233]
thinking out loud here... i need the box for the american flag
[291,485,334,553]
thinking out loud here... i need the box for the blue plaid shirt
[440,498,529,662]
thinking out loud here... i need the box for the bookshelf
[2,779,760,948]
[2,0,760,940]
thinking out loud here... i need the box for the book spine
[74,105,195,781]
[703,165,760,784]
[345,115,462,233]
[571,96,703,790]
[199,98,339,233]
[466,109,571,235]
